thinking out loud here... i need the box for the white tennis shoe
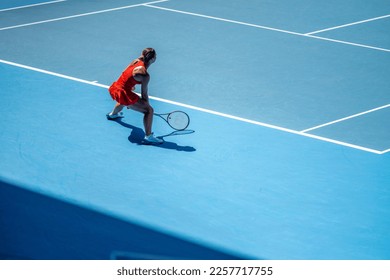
[144,133,163,144]
[106,112,124,120]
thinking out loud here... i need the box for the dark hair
[142,48,156,62]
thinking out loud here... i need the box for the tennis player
[107,48,163,144]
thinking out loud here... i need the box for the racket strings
[167,111,189,130]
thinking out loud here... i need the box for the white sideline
[0,58,387,154]
[0,0,168,31]
[0,0,66,12]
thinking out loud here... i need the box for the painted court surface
[0,0,389,259]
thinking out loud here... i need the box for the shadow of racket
[158,129,195,139]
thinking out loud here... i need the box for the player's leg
[128,99,153,135]
[128,99,163,144]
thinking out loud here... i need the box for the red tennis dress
[108,60,145,106]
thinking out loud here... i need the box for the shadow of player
[111,119,196,152]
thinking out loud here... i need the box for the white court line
[0,59,108,88]
[1,1,389,53]
[306,14,390,35]
[380,148,390,154]
[143,4,304,36]
[305,34,390,52]
[149,96,386,154]
[301,104,390,133]
[0,0,66,12]
[144,4,390,53]
[0,0,168,31]
[0,58,386,154]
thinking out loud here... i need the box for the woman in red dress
[107,48,163,144]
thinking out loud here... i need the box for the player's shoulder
[132,64,148,76]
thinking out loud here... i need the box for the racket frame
[154,110,190,131]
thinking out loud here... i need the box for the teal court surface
[0,0,389,260]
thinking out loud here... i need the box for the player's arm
[133,66,150,102]
[139,74,150,102]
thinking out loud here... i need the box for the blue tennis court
[0,0,389,260]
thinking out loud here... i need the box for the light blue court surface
[0,0,389,260]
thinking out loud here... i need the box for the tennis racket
[154,111,190,131]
